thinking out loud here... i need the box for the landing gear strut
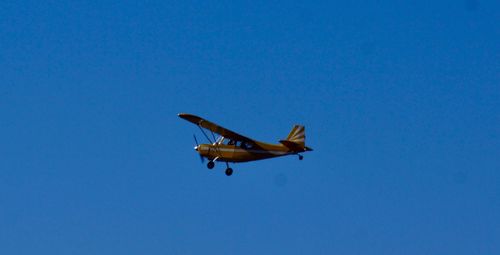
[225,162,233,176]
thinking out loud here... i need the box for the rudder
[285,125,305,147]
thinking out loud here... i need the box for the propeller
[193,134,199,147]
[193,134,204,163]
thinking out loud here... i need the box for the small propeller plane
[178,113,313,176]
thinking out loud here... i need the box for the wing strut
[210,128,218,145]
[197,122,223,162]
[198,125,214,144]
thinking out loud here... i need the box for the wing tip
[178,113,205,126]
[178,113,195,119]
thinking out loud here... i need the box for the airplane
[178,113,313,176]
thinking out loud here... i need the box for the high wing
[178,113,254,143]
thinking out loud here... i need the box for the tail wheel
[225,168,233,176]
[207,161,215,169]
[298,155,304,160]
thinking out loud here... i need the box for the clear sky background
[1,1,499,254]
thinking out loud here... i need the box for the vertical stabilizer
[285,125,305,147]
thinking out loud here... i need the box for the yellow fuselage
[196,142,293,163]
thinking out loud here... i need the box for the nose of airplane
[194,145,199,151]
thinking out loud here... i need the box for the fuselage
[195,141,294,163]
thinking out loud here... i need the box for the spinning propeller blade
[193,134,199,147]
[193,134,204,163]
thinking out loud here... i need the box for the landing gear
[224,162,233,176]
[207,161,215,169]
[298,154,304,160]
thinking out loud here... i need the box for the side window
[241,142,253,149]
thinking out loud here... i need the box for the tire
[207,161,215,169]
[225,168,233,176]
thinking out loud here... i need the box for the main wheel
[298,155,304,160]
[207,161,215,169]
[225,168,233,176]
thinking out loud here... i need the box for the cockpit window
[217,137,226,144]
[240,142,254,149]
[223,139,255,149]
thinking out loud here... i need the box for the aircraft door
[221,138,235,160]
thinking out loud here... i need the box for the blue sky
[1,1,499,254]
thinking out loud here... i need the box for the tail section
[280,125,313,152]
[286,125,305,146]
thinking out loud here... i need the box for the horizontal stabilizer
[281,125,312,152]
[279,140,313,152]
